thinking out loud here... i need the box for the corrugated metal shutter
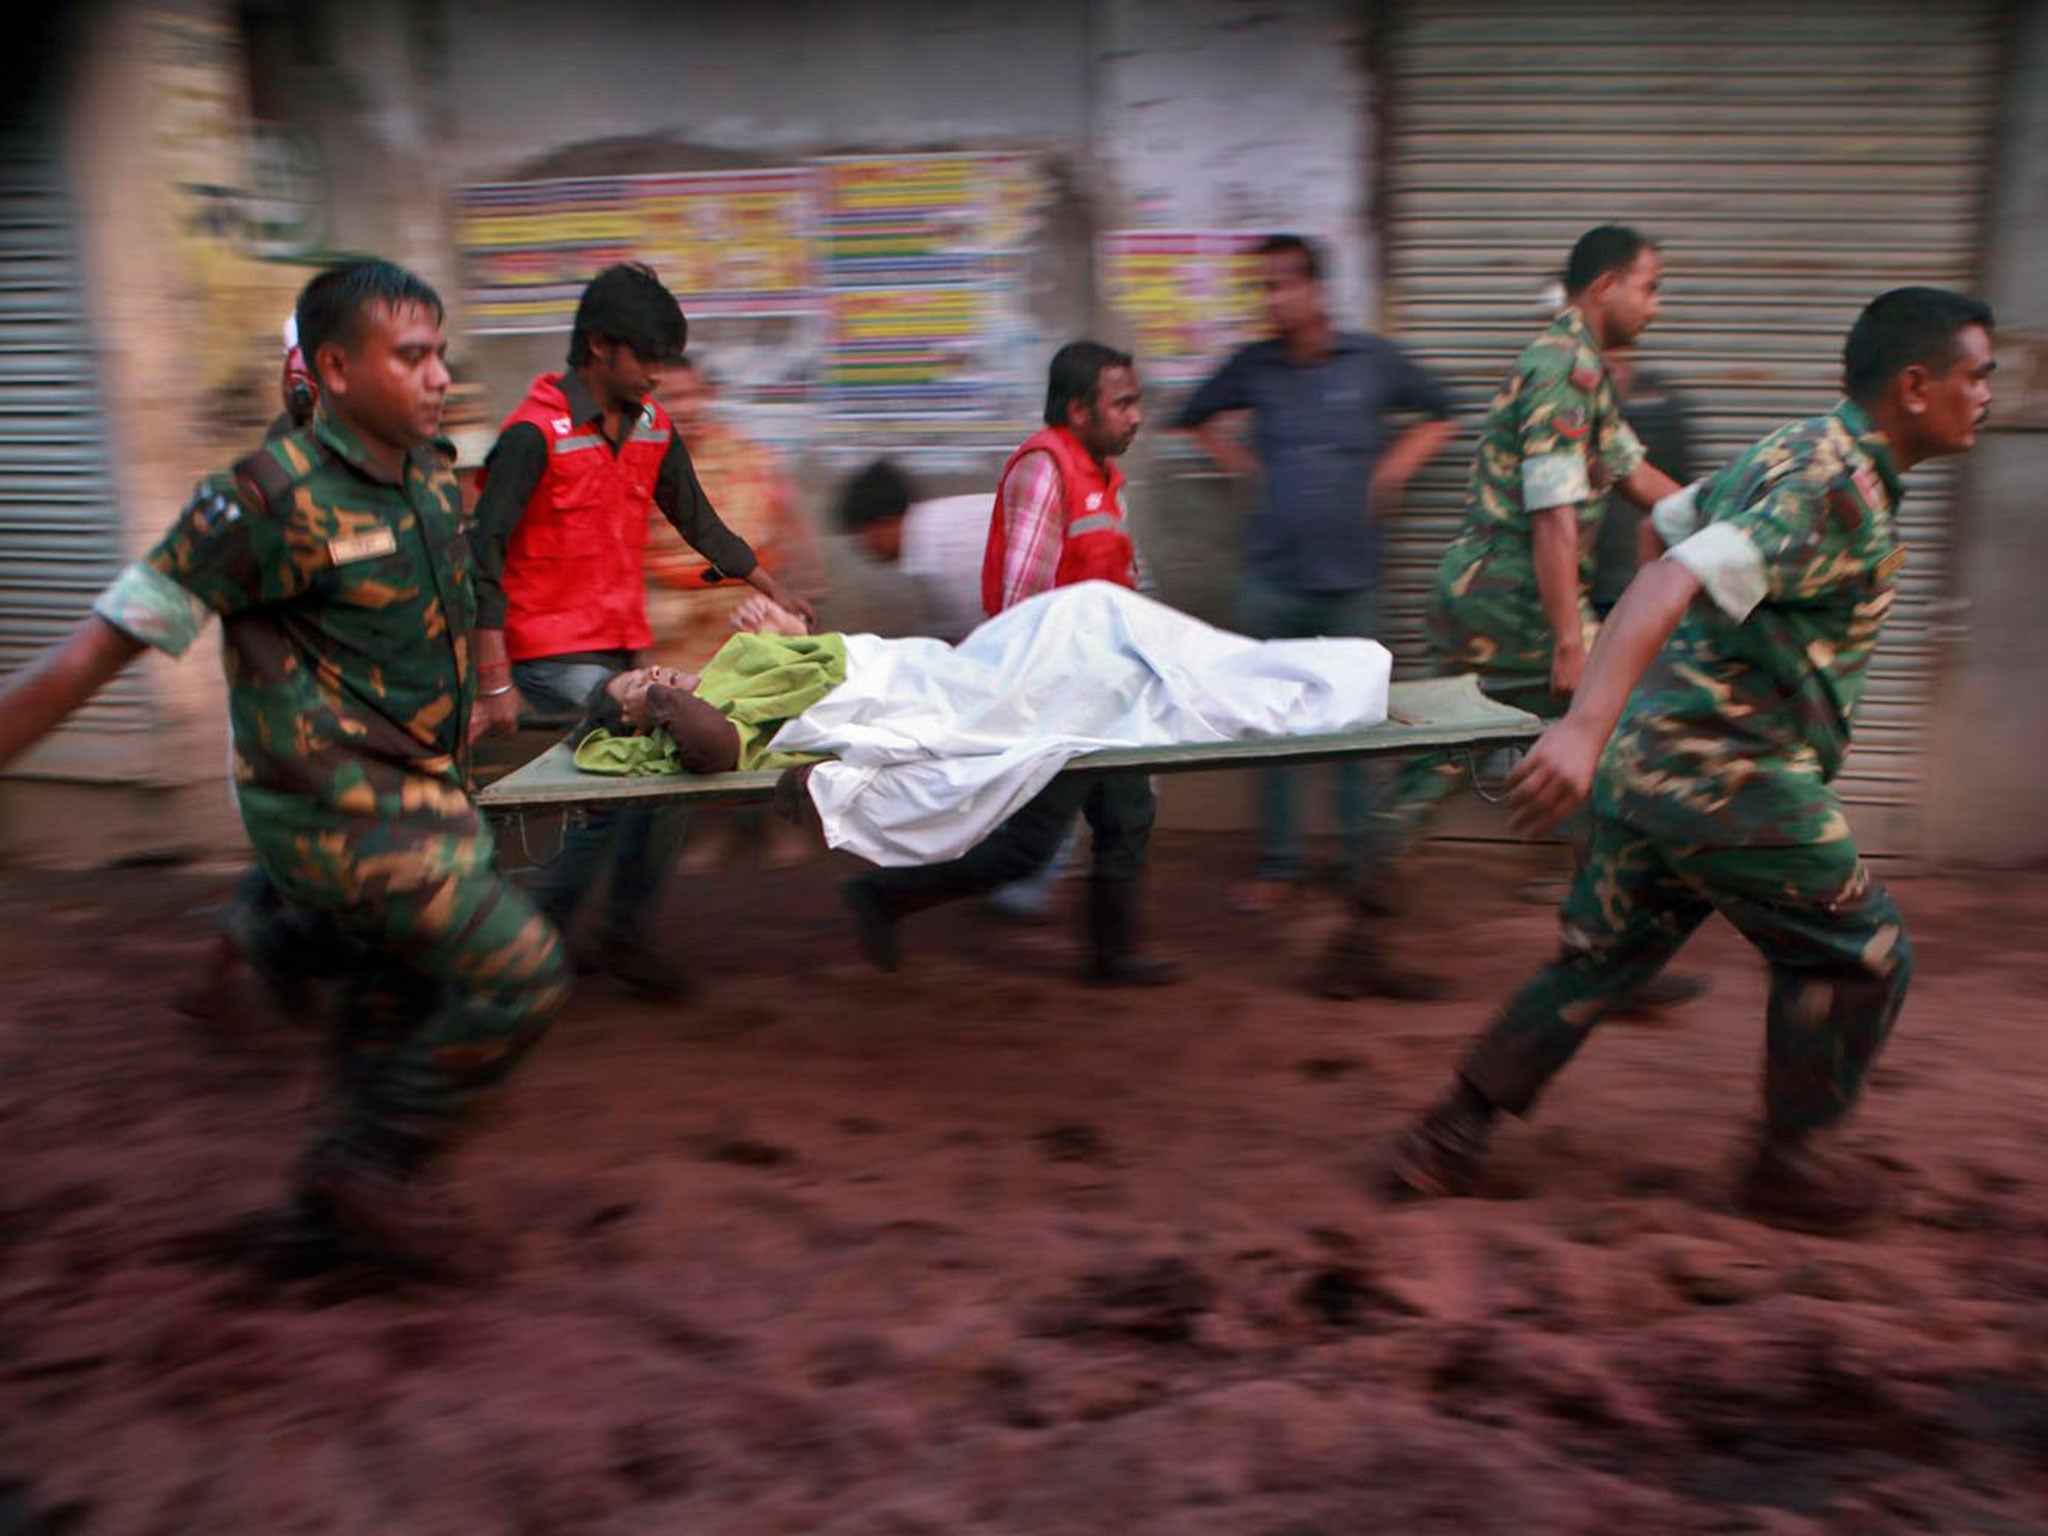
[1382,0,2000,856]
[0,129,148,779]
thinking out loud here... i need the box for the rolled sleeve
[1666,522,1770,622]
[1697,471,1867,609]
[1522,452,1591,511]
[93,561,210,658]
[1650,479,1708,547]
[1516,366,1598,510]
[656,432,758,582]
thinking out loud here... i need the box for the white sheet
[771,582,1391,866]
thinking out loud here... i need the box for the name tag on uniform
[328,528,399,565]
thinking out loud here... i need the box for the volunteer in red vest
[840,341,1178,987]
[470,263,814,998]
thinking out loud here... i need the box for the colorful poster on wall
[457,169,817,331]
[815,153,1049,455]
[1101,230,1267,388]
[456,169,822,434]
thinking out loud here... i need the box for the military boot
[1734,1132,1893,1236]
[1081,877,1180,988]
[1309,916,1451,1002]
[1380,1080,1499,1200]
[295,1135,504,1284]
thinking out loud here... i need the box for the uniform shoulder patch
[1568,359,1603,394]
[181,478,247,535]
[229,438,322,519]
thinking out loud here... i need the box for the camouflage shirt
[1429,308,1645,683]
[1596,399,1906,847]
[93,414,478,847]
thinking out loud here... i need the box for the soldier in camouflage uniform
[0,261,567,1277]
[1314,226,1684,1000]
[1381,287,1996,1233]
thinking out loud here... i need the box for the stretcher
[479,674,1546,835]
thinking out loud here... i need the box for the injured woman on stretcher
[568,581,1392,869]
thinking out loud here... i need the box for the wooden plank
[477,675,1544,814]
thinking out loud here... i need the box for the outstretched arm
[1530,502,1589,698]
[0,617,146,769]
[1506,557,1700,835]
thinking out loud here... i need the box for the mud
[1,839,2044,1534]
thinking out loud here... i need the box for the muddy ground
[1,837,2045,1535]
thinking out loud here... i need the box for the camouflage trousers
[1458,813,1913,1137]
[255,813,570,1166]
[1368,665,1570,865]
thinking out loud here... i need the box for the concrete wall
[0,0,1379,866]
[1,0,291,866]
[1925,0,2048,866]
[420,0,1375,646]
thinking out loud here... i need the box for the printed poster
[1101,230,1267,389]
[816,153,1049,451]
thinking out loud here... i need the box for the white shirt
[898,493,994,643]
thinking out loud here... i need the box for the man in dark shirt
[468,264,813,998]
[1178,234,1458,911]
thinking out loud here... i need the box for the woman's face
[606,666,697,730]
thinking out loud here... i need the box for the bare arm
[1368,417,1459,517]
[1619,459,1682,511]
[1505,557,1701,834]
[1636,514,1667,568]
[1530,502,1588,698]
[1187,417,1258,478]
[0,617,147,770]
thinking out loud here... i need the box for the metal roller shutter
[1382,0,2000,856]
[0,129,147,780]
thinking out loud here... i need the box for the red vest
[489,374,673,661]
[981,426,1136,616]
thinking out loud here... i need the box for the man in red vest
[840,341,1178,987]
[470,264,813,997]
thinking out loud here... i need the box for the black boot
[1380,1079,1500,1200]
[841,877,905,972]
[1082,877,1180,988]
[1309,915,1451,1002]
[294,1128,503,1284]
[1734,1131,1892,1235]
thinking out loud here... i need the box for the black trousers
[856,770,1155,906]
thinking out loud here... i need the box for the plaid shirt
[993,450,1147,612]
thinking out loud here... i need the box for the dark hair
[836,458,918,534]
[1043,340,1134,429]
[576,674,631,741]
[1843,286,1994,406]
[294,260,443,384]
[1563,225,1655,295]
[568,263,687,367]
[1256,233,1323,283]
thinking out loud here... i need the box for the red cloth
[489,374,673,661]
